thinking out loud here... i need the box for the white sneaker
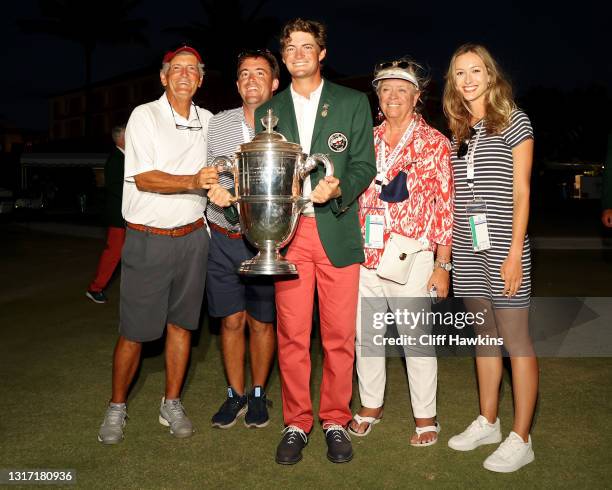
[448,415,502,451]
[483,431,534,473]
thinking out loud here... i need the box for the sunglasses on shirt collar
[457,126,477,159]
[168,100,203,131]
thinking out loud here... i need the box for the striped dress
[451,109,534,308]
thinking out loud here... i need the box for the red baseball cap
[162,45,203,64]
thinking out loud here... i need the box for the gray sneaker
[158,397,194,438]
[97,403,127,444]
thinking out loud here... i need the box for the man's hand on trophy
[311,176,342,203]
[208,184,236,207]
[193,167,219,190]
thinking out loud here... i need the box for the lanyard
[376,116,418,180]
[230,120,252,220]
[241,120,252,144]
[374,117,417,233]
[465,124,482,199]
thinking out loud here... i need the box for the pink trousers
[275,217,359,432]
[88,226,125,292]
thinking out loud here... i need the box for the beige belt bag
[376,232,423,284]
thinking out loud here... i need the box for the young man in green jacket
[255,18,375,465]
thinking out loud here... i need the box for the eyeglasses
[237,48,273,59]
[168,101,202,131]
[375,60,411,71]
[457,127,477,159]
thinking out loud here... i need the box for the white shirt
[122,93,213,228]
[290,80,323,216]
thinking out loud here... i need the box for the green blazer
[255,80,376,267]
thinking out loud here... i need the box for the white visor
[372,68,419,90]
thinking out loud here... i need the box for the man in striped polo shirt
[205,49,280,429]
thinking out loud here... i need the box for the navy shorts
[206,227,276,323]
[119,227,208,342]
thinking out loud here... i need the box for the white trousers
[355,252,438,418]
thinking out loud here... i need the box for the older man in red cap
[97,45,218,444]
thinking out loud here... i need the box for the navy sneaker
[245,385,270,428]
[86,290,107,304]
[211,387,247,429]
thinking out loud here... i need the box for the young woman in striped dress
[443,44,539,473]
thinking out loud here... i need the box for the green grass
[1,227,611,488]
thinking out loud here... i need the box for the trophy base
[238,252,298,276]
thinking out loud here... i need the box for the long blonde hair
[443,44,516,142]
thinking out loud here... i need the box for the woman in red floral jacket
[349,59,453,447]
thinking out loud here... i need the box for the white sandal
[410,422,441,447]
[347,413,382,437]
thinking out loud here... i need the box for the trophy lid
[239,109,303,153]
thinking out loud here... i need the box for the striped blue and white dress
[451,109,534,308]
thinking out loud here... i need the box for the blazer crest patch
[328,132,348,153]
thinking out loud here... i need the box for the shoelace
[494,436,525,460]
[104,406,126,425]
[165,400,186,419]
[282,426,307,445]
[223,396,245,412]
[249,395,273,408]
[324,424,351,443]
[464,419,485,436]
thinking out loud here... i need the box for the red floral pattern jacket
[359,116,454,269]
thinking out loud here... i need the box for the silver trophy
[213,109,334,275]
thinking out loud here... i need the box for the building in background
[48,65,231,142]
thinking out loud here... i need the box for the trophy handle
[296,154,335,208]
[211,155,239,202]
[298,153,334,179]
[212,155,236,174]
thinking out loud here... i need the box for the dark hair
[111,124,126,143]
[236,49,280,80]
[280,18,327,52]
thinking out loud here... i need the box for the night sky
[1,0,608,131]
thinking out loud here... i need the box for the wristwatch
[434,260,452,272]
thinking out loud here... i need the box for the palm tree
[166,0,279,81]
[19,0,148,137]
